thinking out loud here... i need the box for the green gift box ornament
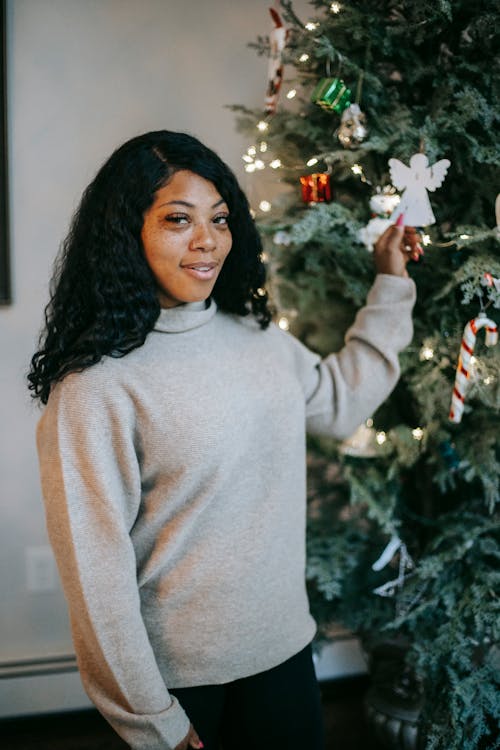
[311,77,351,113]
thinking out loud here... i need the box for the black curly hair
[28,130,273,404]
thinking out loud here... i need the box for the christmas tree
[232,2,500,748]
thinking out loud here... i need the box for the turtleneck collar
[153,298,217,333]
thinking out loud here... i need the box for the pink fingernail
[395,213,405,227]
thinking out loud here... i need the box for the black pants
[170,644,325,750]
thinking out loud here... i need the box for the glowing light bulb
[484,376,493,385]
[307,157,318,167]
[299,53,310,62]
[254,159,265,170]
[376,431,387,445]
[278,316,290,331]
[247,146,257,156]
[305,22,318,31]
[257,120,269,132]
[351,164,363,175]
[259,141,268,152]
[242,155,254,163]
[259,200,272,212]
[256,286,267,296]
[366,418,374,428]
[286,89,297,99]
[460,234,471,240]
[330,2,341,11]
[245,163,256,173]
[422,234,431,246]
[270,159,282,169]
[420,345,434,361]
[412,427,424,441]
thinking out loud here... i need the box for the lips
[180,261,219,281]
[181,262,217,271]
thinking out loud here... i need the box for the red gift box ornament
[300,173,333,203]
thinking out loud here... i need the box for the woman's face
[141,170,232,308]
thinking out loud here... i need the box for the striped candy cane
[449,314,498,423]
[264,7,288,114]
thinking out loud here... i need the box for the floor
[1,676,386,750]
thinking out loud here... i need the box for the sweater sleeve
[36,370,190,750]
[291,274,416,439]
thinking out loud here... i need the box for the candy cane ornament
[449,314,498,423]
[264,7,289,114]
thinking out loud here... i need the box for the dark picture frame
[0,0,10,305]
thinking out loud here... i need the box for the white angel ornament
[389,152,451,226]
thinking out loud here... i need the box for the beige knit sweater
[37,274,416,749]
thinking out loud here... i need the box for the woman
[30,130,418,750]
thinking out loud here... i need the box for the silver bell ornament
[337,103,368,148]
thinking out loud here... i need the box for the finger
[188,727,204,749]
[375,221,404,253]
[402,226,423,261]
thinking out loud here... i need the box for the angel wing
[388,158,413,190]
[425,159,451,191]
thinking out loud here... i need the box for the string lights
[420,344,435,361]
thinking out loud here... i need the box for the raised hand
[373,214,423,277]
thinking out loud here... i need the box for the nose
[189,222,216,252]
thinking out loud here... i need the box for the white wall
[0,0,365,715]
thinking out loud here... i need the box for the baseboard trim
[0,638,367,718]
[0,654,77,680]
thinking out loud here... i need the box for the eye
[165,213,190,225]
[213,213,230,226]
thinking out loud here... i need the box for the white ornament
[388,153,451,226]
[369,191,400,217]
[358,217,392,252]
[372,535,403,572]
[372,535,414,598]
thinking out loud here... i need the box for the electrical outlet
[26,546,57,592]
